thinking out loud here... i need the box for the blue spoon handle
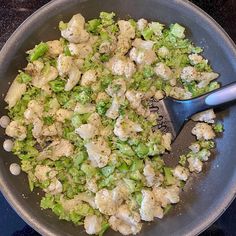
[205,82,236,106]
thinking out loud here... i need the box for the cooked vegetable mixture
[2,12,223,235]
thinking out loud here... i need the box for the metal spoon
[150,82,236,139]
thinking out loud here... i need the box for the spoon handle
[182,82,236,118]
[205,82,236,106]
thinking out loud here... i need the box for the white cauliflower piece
[61,14,89,43]
[56,109,73,123]
[188,157,203,173]
[137,18,148,31]
[24,100,43,122]
[25,60,44,77]
[96,92,110,103]
[32,118,43,139]
[114,116,143,141]
[157,46,170,58]
[57,54,73,77]
[46,40,63,57]
[84,215,102,235]
[154,62,173,80]
[180,66,199,82]
[95,189,118,215]
[125,90,150,117]
[173,165,189,181]
[45,178,63,195]
[5,121,26,140]
[80,69,97,86]
[75,124,98,139]
[154,90,164,101]
[132,38,154,50]
[189,143,201,153]
[41,124,58,136]
[38,139,74,161]
[34,165,54,182]
[118,20,135,38]
[161,133,172,151]
[74,103,95,114]
[86,178,98,193]
[65,66,82,91]
[109,205,142,235]
[189,54,203,65]
[68,42,93,58]
[140,189,164,221]
[106,78,127,97]
[5,78,26,108]
[191,109,216,124]
[106,96,121,120]
[197,72,219,88]
[107,57,136,78]
[85,138,111,168]
[192,122,215,140]
[143,162,156,187]
[153,186,180,207]
[169,87,192,100]
[129,47,156,65]
[87,113,102,128]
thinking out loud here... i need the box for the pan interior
[0,0,236,236]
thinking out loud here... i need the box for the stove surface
[0,0,236,235]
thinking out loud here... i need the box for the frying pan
[0,0,236,235]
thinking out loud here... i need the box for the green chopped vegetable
[29,42,48,61]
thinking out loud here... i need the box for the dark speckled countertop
[1,0,236,236]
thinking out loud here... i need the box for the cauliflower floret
[180,66,199,82]
[109,205,142,235]
[68,42,93,58]
[154,90,164,101]
[57,54,73,77]
[32,118,43,139]
[157,46,170,58]
[153,186,180,207]
[140,189,163,221]
[81,69,97,86]
[173,165,189,181]
[154,62,173,80]
[96,92,110,103]
[65,66,82,91]
[132,38,154,50]
[25,60,44,77]
[189,142,201,153]
[95,189,118,215]
[46,40,63,57]
[5,121,26,140]
[106,78,127,97]
[5,78,26,108]
[169,87,192,100]
[56,109,73,123]
[44,98,60,116]
[188,54,203,65]
[45,178,63,195]
[129,47,157,66]
[38,139,74,161]
[114,116,143,141]
[161,133,172,151]
[99,39,117,54]
[107,57,136,78]
[24,100,43,122]
[143,162,156,187]
[86,178,98,193]
[188,157,203,173]
[41,123,59,136]
[84,215,102,235]
[32,66,58,93]
[137,18,148,31]
[34,165,56,182]
[197,72,219,88]
[74,103,96,114]
[191,109,216,124]
[192,122,215,140]
[85,138,111,168]
[106,96,121,120]
[61,14,89,43]
[75,124,98,139]
[118,20,135,38]
[125,90,150,117]
[87,113,102,128]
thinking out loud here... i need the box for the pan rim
[0,0,236,235]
